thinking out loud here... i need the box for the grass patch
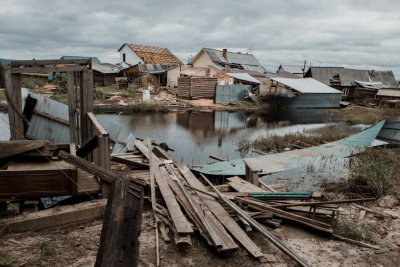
[237,124,348,154]
[21,76,47,90]
[40,241,57,257]
[347,148,400,198]
[335,222,375,244]
[332,106,400,124]
[0,89,5,101]
[50,93,68,104]
[0,253,16,267]
[130,102,169,112]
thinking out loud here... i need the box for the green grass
[347,148,400,198]
[130,102,169,112]
[0,89,5,101]
[335,222,375,244]
[0,253,16,267]
[333,106,400,124]
[40,241,57,257]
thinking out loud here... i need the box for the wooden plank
[76,135,98,157]
[238,198,333,234]
[227,176,267,193]
[88,112,108,135]
[11,65,88,74]
[111,154,149,169]
[0,161,78,198]
[5,69,24,140]
[1,199,106,233]
[152,160,193,234]
[95,177,144,267]
[0,140,45,160]
[180,166,264,258]
[58,150,117,183]
[11,59,90,67]
[67,71,78,144]
[244,159,259,186]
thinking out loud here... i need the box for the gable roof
[119,43,182,65]
[305,67,398,88]
[272,77,342,94]
[189,48,266,73]
[278,65,308,75]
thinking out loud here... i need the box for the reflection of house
[176,111,215,141]
[118,43,182,86]
[92,63,123,86]
[304,67,398,100]
[189,48,266,74]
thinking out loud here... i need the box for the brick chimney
[222,49,228,60]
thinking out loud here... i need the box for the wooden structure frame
[3,59,111,197]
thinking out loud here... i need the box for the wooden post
[244,159,259,186]
[67,71,78,144]
[95,177,144,267]
[79,69,93,146]
[5,66,24,140]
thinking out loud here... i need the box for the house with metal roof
[92,63,123,86]
[118,43,182,66]
[60,56,101,64]
[277,64,309,77]
[270,77,342,108]
[188,48,266,74]
[304,67,398,102]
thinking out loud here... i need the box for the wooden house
[118,43,182,86]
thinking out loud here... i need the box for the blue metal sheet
[215,85,250,104]
[194,120,385,176]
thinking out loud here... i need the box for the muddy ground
[1,199,399,267]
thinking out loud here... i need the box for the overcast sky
[1,0,400,78]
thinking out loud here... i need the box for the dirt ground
[1,198,399,267]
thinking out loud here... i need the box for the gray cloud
[1,0,400,78]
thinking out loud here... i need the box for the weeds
[93,88,105,100]
[40,241,57,257]
[335,222,375,244]
[332,106,400,124]
[0,253,15,267]
[347,148,400,198]
[0,89,5,101]
[237,124,348,154]
[130,102,169,112]
[21,76,47,90]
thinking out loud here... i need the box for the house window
[123,53,126,62]
[342,88,349,96]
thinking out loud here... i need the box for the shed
[92,63,123,86]
[271,78,342,108]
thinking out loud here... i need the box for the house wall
[278,93,342,108]
[119,45,143,65]
[167,66,181,88]
[191,51,218,68]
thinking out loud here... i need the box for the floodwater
[0,109,366,191]
[96,109,360,166]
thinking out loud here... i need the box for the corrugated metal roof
[138,63,177,73]
[377,115,400,144]
[377,89,400,97]
[226,73,261,84]
[61,56,101,64]
[195,120,385,176]
[278,65,308,75]
[271,78,342,94]
[192,48,266,73]
[354,80,387,89]
[93,63,122,74]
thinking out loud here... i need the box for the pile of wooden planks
[177,77,217,99]
[190,77,217,99]
[177,77,191,99]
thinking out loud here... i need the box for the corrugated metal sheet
[272,78,342,94]
[93,63,122,74]
[377,115,400,144]
[61,56,101,64]
[377,89,400,97]
[215,85,250,104]
[138,63,177,74]
[278,93,342,108]
[354,80,386,89]
[195,120,385,176]
[202,48,266,73]
[226,73,261,84]
[0,112,10,140]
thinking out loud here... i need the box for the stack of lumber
[190,77,217,99]
[177,77,191,99]
[177,77,217,99]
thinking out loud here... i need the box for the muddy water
[96,109,358,166]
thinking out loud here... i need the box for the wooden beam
[88,112,108,135]
[11,59,90,67]
[67,71,78,144]
[0,140,46,160]
[1,199,106,233]
[95,177,144,267]
[58,150,117,184]
[11,65,88,74]
[5,67,24,140]
[76,135,98,158]
[244,159,259,186]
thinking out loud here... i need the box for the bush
[93,88,105,100]
[54,73,67,94]
[335,222,375,243]
[348,148,400,197]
